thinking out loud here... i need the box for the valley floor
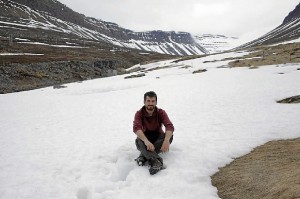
[0,51,299,199]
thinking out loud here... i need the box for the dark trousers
[135,133,173,163]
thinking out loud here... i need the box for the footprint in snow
[76,186,92,199]
[109,155,135,182]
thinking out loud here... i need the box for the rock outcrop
[0,60,122,93]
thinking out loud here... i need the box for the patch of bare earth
[227,42,300,68]
[277,95,300,104]
[211,138,300,199]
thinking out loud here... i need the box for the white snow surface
[0,51,300,199]
[0,53,44,56]
[194,34,240,53]
[17,42,88,49]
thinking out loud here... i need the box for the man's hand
[161,131,172,153]
[160,140,170,153]
[136,130,155,151]
[144,140,155,151]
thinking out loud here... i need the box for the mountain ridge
[236,2,300,49]
[283,3,300,24]
[0,0,211,55]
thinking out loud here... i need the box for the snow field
[0,52,300,199]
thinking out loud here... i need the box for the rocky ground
[0,37,176,93]
[227,42,300,68]
[173,42,300,69]
[277,95,300,104]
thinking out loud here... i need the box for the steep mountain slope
[283,3,300,24]
[237,2,300,49]
[0,0,207,55]
[125,31,208,55]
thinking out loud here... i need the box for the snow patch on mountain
[194,34,239,53]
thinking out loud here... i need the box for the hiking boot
[135,155,147,166]
[148,158,163,175]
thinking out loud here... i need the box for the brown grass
[211,138,300,199]
[227,43,300,68]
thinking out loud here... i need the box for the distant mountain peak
[194,34,239,53]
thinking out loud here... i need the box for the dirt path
[211,138,300,199]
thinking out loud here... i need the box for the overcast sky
[57,0,299,43]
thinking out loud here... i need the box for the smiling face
[144,96,157,113]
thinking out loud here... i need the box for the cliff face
[0,60,121,93]
[283,3,300,24]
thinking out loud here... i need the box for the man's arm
[160,130,173,153]
[159,109,174,153]
[135,130,155,152]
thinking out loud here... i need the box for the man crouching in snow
[133,91,174,175]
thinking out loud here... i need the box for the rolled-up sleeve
[133,111,143,133]
[160,109,174,132]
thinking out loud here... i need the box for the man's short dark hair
[144,91,157,101]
